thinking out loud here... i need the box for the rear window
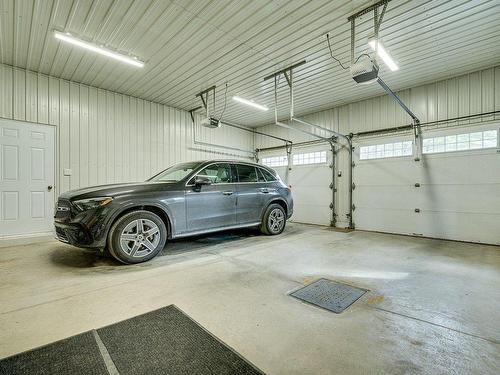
[236,164,258,182]
[259,167,277,182]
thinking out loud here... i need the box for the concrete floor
[0,223,499,374]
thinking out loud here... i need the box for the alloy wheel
[120,219,161,258]
[268,208,285,234]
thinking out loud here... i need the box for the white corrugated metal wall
[255,65,500,228]
[0,63,254,198]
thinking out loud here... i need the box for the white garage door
[353,123,500,245]
[0,119,55,237]
[261,146,333,226]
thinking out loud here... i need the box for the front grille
[55,226,69,243]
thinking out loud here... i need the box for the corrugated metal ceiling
[1,0,499,127]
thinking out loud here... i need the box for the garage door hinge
[414,208,421,213]
[329,202,334,209]
[414,182,420,187]
[352,204,356,211]
[352,182,356,190]
[329,182,334,189]
[352,162,356,167]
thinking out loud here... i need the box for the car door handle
[222,191,233,195]
[259,188,269,194]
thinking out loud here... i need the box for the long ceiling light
[54,31,144,68]
[368,39,398,71]
[232,96,269,111]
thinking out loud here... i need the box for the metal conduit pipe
[192,117,256,158]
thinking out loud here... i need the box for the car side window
[259,167,277,182]
[257,168,267,182]
[236,164,258,182]
[192,163,232,184]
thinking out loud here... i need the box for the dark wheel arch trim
[105,203,173,242]
[262,198,288,220]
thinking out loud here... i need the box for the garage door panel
[353,125,500,244]
[419,153,500,184]
[417,211,500,244]
[290,166,330,185]
[355,207,419,235]
[292,204,330,225]
[418,184,500,213]
[356,186,417,209]
[355,160,417,185]
[261,147,332,226]
[291,186,331,206]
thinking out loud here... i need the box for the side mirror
[194,176,211,191]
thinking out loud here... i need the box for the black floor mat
[0,331,109,375]
[290,278,367,313]
[0,305,264,375]
[97,305,264,375]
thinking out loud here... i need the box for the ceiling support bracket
[195,85,216,119]
[347,0,390,65]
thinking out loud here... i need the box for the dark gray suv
[54,160,293,264]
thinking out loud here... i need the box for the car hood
[59,181,179,201]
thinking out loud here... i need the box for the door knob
[47,185,53,191]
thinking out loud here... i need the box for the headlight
[73,197,113,211]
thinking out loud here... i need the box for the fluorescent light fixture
[54,31,144,68]
[232,96,269,111]
[368,39,398,71]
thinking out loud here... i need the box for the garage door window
[293,151,327,165]
[359,141,412,160]
[422,130,498,154]
[262,156,288,167]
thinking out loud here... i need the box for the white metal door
[353,124,500,244]
[0,119,55,237]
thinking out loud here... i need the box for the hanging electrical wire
[217,82,228,122]
[326,33,349,70]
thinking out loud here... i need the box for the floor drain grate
[290,278,367,313]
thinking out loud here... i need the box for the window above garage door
[422,129,498,154]
[262,155,288,167]
[359,141,413,160]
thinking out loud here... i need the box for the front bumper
[54,198,112,249]
[54,222,95,247]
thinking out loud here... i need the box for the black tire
[260,203,287,235]
[108,210,167,264]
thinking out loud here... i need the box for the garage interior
[0,0,499,374]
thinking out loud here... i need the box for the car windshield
[148,162,201,182]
